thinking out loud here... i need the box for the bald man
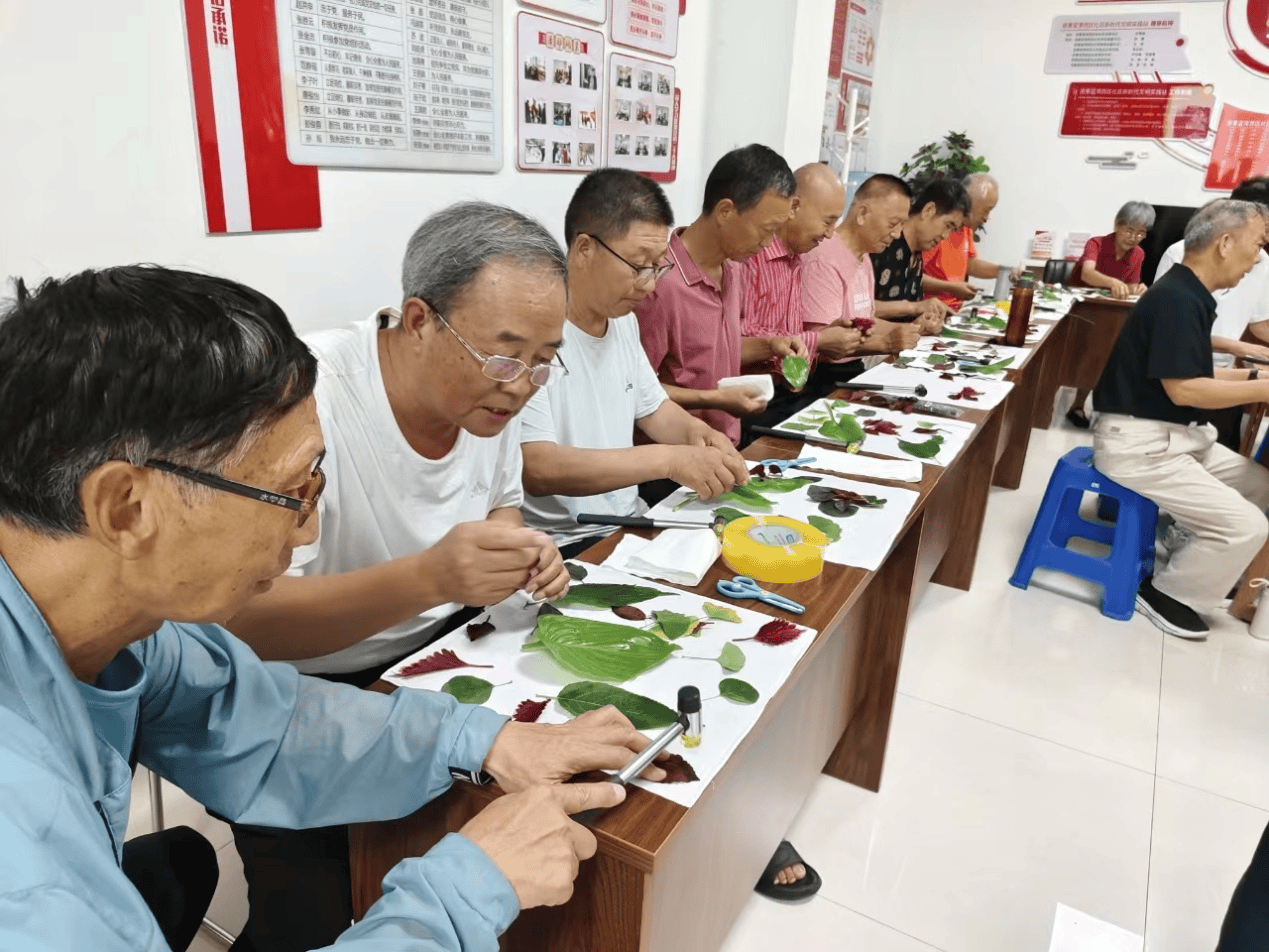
[922,173,1016,307]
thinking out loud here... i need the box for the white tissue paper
[717,374,775,403]
[601,528,721,587]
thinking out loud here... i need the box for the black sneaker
[1135,577,1209,640]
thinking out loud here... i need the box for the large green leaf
[522,615,679,682]
[780,421,815,432]
[713,507,749,525]
[807,514,842,542]
[897,435,945,459]
[782,354,810,389]
[553,583,665,610]
[556,681,679,730]
[974,356,1015,375]
[750,475,816,494]
[675,481,774,513]
[818,404,865,446]
[940,328,966,339]
[441,675,495,704]
[652,610,703,641]
[719,677,760,704]
[702,601,741,623]
[716,642,746,672]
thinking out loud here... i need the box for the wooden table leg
[930,406,1003,592]
[993,357,1043,491]
[1032,319,1069,431]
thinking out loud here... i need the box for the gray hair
[1183,199,1266,253]
[1114,201,1156,230]
[401,202,566,314]
[964,173,998,196]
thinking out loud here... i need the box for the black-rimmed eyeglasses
[585,234,673,284]
[146,452,326,527]
[428,303,569,388]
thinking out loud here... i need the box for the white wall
[0,0,717,336]
[867,0,1269,266]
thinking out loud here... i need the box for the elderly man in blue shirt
[0,266,651,951]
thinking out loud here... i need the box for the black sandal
[1066,406,1091,429]
[753,840,822,902]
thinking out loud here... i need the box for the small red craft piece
[931,341,951,351]
[949,386,982,401]
[849,316,875,333]
[394,648,493,678]
[513,698,548,723]
[466,621,496,642]
[734,619,804,646]
[655,752,700,783]
[863,419,900,435]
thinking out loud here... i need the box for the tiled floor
[127,420,1269,952]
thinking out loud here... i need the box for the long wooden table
[349,313,1069,952]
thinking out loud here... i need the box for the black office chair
[1042,259,1077,286]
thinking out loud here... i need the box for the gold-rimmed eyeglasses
[146,451,326,527]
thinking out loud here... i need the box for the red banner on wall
[1206,103,1269,190]
[1059,82,1214,139]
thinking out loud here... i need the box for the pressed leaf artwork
[719,677,760,705]
[924,354,949,366]
[651,610,707,641]
[465,621,496,642]
[863,419,900,436]
[898,434,945,459]
[395,648,493,679]
[675,476,815,513]
[807,486,886,516]
[941,328,966,339]
[819,500,859,518]
[949,386,982,401]
[513,698,548,723]
[555,681,678,730]
[736,619,804,646]
[894,355,914,368]
[553,583,665,610]
[565,562,589,582]
[702,602,742,623]
[611,605,647,621]
[656,752,700,783]
[537,602,564,618]
[716,641,746,672]
[782,354,810,389]
[853,408,876,417]
[523,615,679,682]
[807,514,843,542]
[931,341,952,351]
[817,401,865,446]
[780,421,815,432]
[975,356,1015,375]
[441,675,495,705]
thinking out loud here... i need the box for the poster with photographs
[520,0,605,24]
[610,0,679,58]
[607,52,674,175]
[517,13,604,172]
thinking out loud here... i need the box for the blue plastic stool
[1009,447,1158,621]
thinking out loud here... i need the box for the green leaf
[819,501,859,518]
[652,609,702,641]
[986,315,1007,329]
[710,485,774,512]
[898,435,945,459]
[554,583,665,610]
[975,357,1015,375]
[925,354,949,366]
[565,562,588,581]
[940,328,966,339]
[716,642,746,672]
[719,677,760,704]
[441,675,495,704]
[750,475,816,494]
[523,615,679,682]
[853,408,876,417]
[818,411,865,446]
[780,421,815,432]
[703,601,742,623]
[781,354,809,389]
[807,514,842,542]
[714,507,748,525]
[556,681,679,730]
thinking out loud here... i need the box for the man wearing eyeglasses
[520,168,751,557]
[225,202,578,952]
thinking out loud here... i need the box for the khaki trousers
[1093,414,1269,610]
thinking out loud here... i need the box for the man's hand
[712,386,768,417]
[946,281,976,301]
[1235,341,1269,363]
[427,521,542,607]
[483,705,668,791]
[916,300,949,335]
[815,325,863,361]
[687,423,750,484]
[459,782,626,909]
[880,322,921,352]
[1129,283,1147,296]
[767,336,809,360]
[664,445,744,499]
[1107,278,1131,300]
[526,535,570,602]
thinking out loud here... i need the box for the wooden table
[1032,295,1134,430]
[349,318,1066,952]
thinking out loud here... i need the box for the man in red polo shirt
[922,173,1018,307]
[635,144,808,446]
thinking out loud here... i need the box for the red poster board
[1059,82,1213,139]
[1206,104,1269,190]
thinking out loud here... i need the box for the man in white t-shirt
[224,202,579,952]
[520,168,750,555]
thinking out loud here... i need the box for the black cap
[677,685,701,714]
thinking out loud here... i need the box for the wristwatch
[1252,369,1260,381]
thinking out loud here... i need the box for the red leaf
[394,648,493,678]
[734,619,804,646]
[612,605,647,621]
[931,342,951,351]
[949,387,982,401]
[654,752,699,783]
[466,621,496,642]
[513,698,548,723]
[863,419,900,435]
[849,316,875,333]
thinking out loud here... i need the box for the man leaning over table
[921,173,1019,308]
[1092,199,1269,641]
[520,167,749,560]
[223,203,589,952]
[872,178,972,334]
[634,143,808,450]
[0,265,656,952]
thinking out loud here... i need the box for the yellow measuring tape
[720,516,827,584]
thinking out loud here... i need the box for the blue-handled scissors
[757,456,816,474]
[715,575,806,614]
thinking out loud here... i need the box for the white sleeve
[625,319,668,420]
[518,384,557,444]
[1154,242,1181,282]
[492,423,525,510]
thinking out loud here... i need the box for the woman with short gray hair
[1065,199,1155,427]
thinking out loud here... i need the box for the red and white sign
[610,0,679,58]
[1206,104,1269,190]
[1060,82,1214,139]
[182,0,321,235]
[1226,0,1269,75]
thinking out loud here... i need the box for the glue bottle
[1005,273,1035,347]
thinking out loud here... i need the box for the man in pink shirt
[636,144,808,446]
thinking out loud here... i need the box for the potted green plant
[899,131,991,235]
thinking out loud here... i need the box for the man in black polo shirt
[1093,199,1269,639]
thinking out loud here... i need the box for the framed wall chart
[517,12,604,170]
[606,52,675,175]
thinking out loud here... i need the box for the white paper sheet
[896,348,1019,382]
[776,397,976,467]
[852,361,1014,411]
[384,563,818,809]
[912,337,1032,364]
[646,471,919,572]
[794,444,924,482]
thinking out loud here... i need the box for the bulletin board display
[839,0,881,80]
[1205,104,1269,190]
[519,0,605,23]
[1044,13,1192,74]
[606,52,675,174]
[516,13,604,171]
[1059,83,1214,139]
[273,0,503,172]
[610,0,679,58]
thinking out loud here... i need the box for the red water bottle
[1005,274,1034,347]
